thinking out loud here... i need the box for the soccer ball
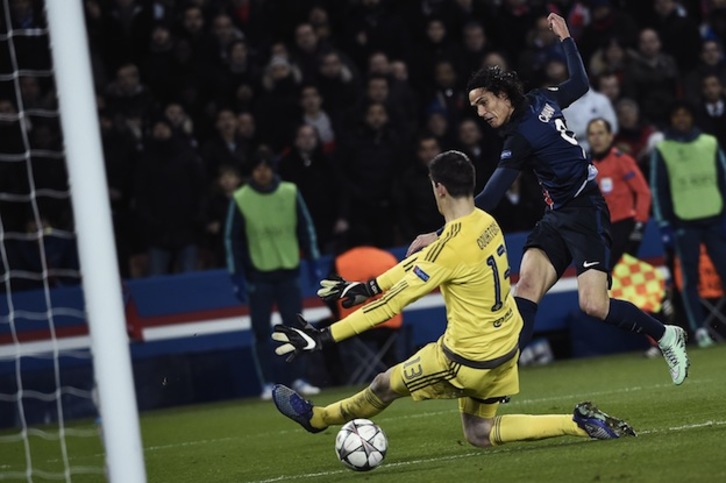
[334,419,387,471]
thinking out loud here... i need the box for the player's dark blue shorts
[524,185,612,278]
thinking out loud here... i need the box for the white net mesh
[0,0,106,480]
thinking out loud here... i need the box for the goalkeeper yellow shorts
[389,337,519,418]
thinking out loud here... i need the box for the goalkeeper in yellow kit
[271,150,635,446]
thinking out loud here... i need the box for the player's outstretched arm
[474,166,520,213]
[272,314,333,362]
[546,12,588,108]
[317,275,382,308]
[547,12,570,40]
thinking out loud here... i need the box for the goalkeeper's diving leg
[272,367,407,433]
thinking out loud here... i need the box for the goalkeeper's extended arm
[271,314,334,361]
[317,275,382,308]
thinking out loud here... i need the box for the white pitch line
[37,378,715,466]
[47,418,725,469]
[144,437,237,452]
[250,419,726,483]
[137,378,713,450]
[638,420,726,435]
[252,452,483,483]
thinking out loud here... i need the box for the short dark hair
[668,100,696,119]
[367,73,389,85]
[250,145,276,171]
[428,150,475,198]
[416,132,439,148]
[466,65,525,106]
[299,83,320,97]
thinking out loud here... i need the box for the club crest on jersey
[538,103,555,123]
[413,266,430,282]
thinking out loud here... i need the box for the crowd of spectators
[1,0,725,282]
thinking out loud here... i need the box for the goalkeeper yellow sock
[489,414,587,446]
[310,387,390,429]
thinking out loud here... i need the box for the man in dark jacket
[336,102,403,249]
[133,117,205,275]
[277,124,347,254]
[394,133,443,242]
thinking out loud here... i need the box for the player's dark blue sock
[515,296,538,348]
[603,299,666,339]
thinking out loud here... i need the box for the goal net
[0,0,144,480]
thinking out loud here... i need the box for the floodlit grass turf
[3,344,726,482]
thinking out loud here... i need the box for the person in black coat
[133,117,206,275]
[277,124,347,254]
[100,110,139,278]
[336,102,403,249]
[202,164,242,269]
[696,74,726,148]
[394,133,444,242]
[200,108,251,182]
[652,0,702,73]
[455,117,501,192]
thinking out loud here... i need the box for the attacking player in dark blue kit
[407,13,690,385]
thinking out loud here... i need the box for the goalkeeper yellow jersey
[330,208,522,364]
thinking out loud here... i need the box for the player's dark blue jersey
[474,37,595,213]
[498,89,597,210]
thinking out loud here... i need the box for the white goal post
[44,0,146,481]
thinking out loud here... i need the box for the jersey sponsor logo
[492,306,513,328]
[583,261,600,268]
[500,149,512,160]
[538,103,556,123]
[546,86,559,91]
[413,265,430,282]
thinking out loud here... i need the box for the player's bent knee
[461,415,494,448]
[579,296,609,319]
[580,300,609,320]
[577,270,611,319]
[514,269,555,303]
[463,428,492,448]
[513,276,548,303]
[465,435,492,448]
[369,371,399,404]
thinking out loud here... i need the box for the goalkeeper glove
[317,275,382,308]
[271,314,333,362]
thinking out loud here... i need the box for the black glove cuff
[319,327,334,346]
[366,278,382,296]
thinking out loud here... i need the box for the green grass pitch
[3,344,725,482]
